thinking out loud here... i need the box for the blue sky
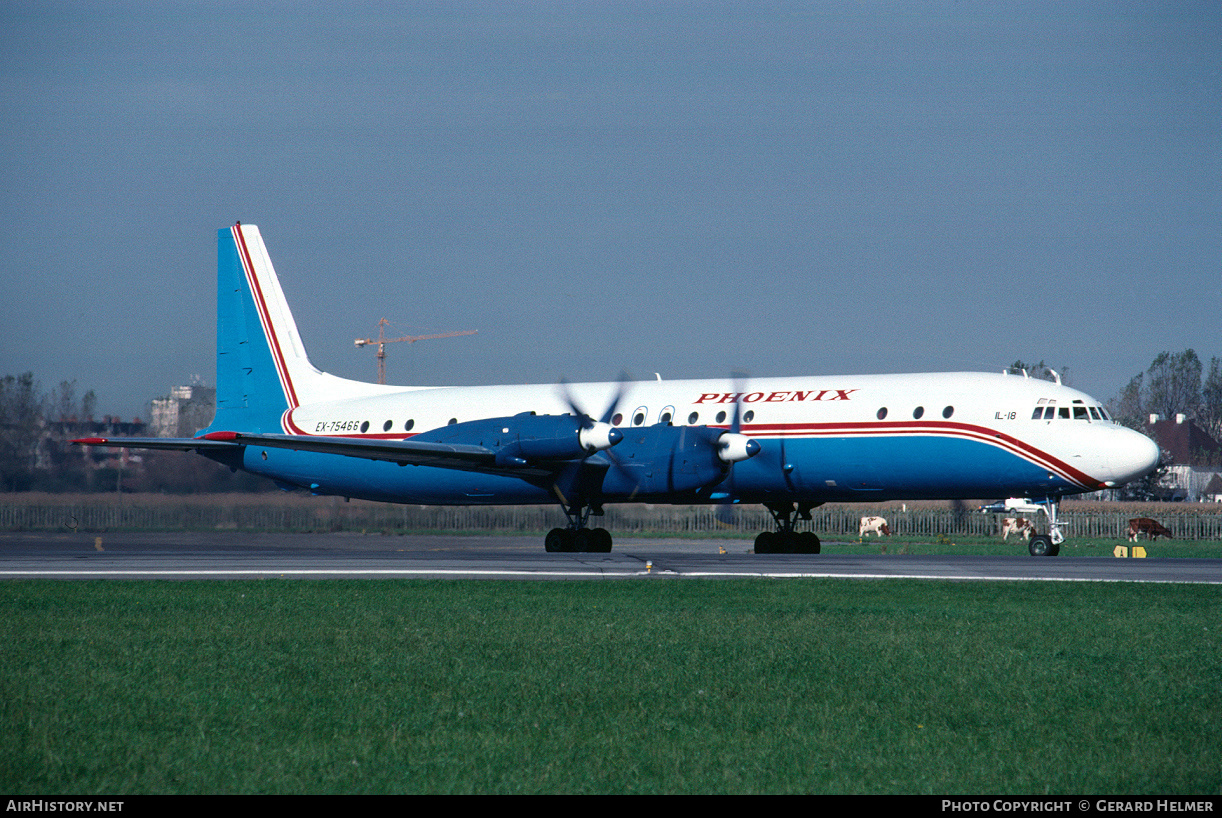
[2,1,1219,420]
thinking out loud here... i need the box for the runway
[2,531,1221,583]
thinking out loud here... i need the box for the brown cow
[859,516,891,537]
[1002,517,1034,541]
[1128,518,1173,542]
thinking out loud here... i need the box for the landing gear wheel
[545,526,613,553]
[755,530,819,554]
[1028,534,1059,557]
[755,531,778,554]
[545,528,572,553]
[589,527,613,553]
[572,529,593,553]
[755,501,825,555]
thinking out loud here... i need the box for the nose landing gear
[1028,498,1064,557]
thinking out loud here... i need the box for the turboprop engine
[411,411,623,467]
[594,424,760,499]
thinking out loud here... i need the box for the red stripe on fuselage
[274,413,1103,491]
[712,419,1103,490]
[232,225,300,417]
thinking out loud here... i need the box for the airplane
[75,223,1162,557]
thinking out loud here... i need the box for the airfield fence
[3,494,1222,540]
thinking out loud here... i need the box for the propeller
[714,372,756,529]
[558,374,628,454]
[556,373,759,510]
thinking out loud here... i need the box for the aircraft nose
[1108,427,1161,485]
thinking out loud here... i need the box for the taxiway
[1,531,1219,583]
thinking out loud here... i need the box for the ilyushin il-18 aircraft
[76,223,1161,556]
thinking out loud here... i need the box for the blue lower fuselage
[230,430,1081,506]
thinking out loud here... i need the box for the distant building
[1145,414,1222,502]
[151,384,216,438]
[1203,473,1222,504]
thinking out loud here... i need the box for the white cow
[859,516,891,537]
[1002,517,1034,540]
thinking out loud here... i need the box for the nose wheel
[1029,498,1064,556]
[1028,534,1059,557]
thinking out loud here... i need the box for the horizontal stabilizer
[72,436,241,452]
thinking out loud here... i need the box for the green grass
[2,579,1220,794]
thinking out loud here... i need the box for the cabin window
[716,410,727,424]
[660,406,675,425]
[404,419,415,432]
[743,410,755,423]
[612,413,623,426]
[913,406,925,420]
[632,408,647,426]
[383,420,393,432]
[447,418,457,425]
[688,412,699,425]
[942,406,954,419]
[360,421,370,433]
[877,407,888,420]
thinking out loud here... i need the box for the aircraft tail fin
[206,223,382,434]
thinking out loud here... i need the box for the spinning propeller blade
[715,372,753,527]
[558,375,628,454]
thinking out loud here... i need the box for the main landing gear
[753,501,822,554]
[544,502,613,553]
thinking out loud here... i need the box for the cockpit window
[1034,402,1110,422]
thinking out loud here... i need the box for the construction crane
[355,318,477,384]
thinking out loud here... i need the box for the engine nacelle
[412,412,621,466]
[578,422,623,454]
[597,424,760,499]
[717,432,760,463]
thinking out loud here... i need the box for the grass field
[2,578,1220,794]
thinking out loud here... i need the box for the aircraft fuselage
[236,371,1157,507]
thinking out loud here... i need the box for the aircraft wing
[201,431,522,473]
[76,432,522,474]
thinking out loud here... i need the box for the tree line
[1111,350,1222,442]
[0,374,96,491]
[0,372,264,493]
